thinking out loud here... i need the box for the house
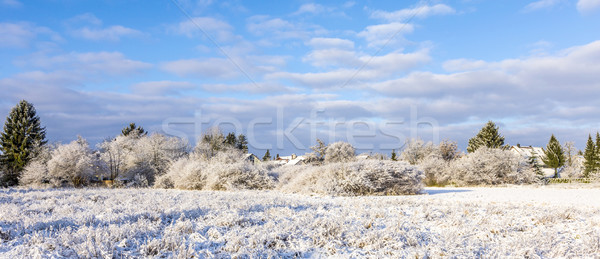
[244,153,261,164]
[510,145,555,177]
[275,153,306,166]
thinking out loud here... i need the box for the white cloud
[67,13,142,41]
[130,81,196,96]
[357,22,414,48]
[15,51,152,76]
[246,15,326,42]
[270,49,430,88]
[172,17,236,42]
[293,3,325,15]
[306,37,354,50]
[442,59,487,72]
[0,22,61,48]
[161,58,247,79]
[370,4,456,21]
[523,0,560,12]
[73,26,142,41]
[577,0,600,13]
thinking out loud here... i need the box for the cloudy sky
[1,0,600,155]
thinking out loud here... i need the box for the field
[1,186,600,258]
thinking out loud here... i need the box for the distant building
[244,153,261,164]
[510,145,555,177]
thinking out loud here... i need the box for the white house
[510,145,555,177]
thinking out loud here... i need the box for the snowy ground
[1,186,599,258]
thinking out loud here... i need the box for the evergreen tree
[528,150,544,179]
[262,149,271,161]
[224,132,237,147]
[391,149,397,161]
[275,154,280,160]
[236,134,248,153]
[596,132,600,173]
[310,138,327,160]
[467,121,508,153]
[121,123,147,138]
[583,134,596,178]
[542,134,565,178]
[0,100,47,186]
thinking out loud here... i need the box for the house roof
[511,146,545,158]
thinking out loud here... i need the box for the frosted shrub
[279,160,424,195]
[400,138,435,165]
[98,134,188,186]
[155,151,273,191]
[419,154,453,186]
[47,137,97,187]
[325,142,355,163]
[450,147,538,186]
[19,144,53,187]
[19,160,49,187]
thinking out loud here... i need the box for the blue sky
[1,0,600,155]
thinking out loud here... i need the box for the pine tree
[122,123,147,138]
[236,134,248,153]
[391,149,397,161]
[596,132,600,174]
[542,134,565,178]
[310,138,327,160]
[583,134,596,178]
[528,150,544,179]
[0,100,47,186]
[262,149,271,161]
[467,121,508,153]
[224,132,237,147]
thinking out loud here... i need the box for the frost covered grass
[1,187,600,257]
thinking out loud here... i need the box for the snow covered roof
[284,156,306,166]
[511,146,545,158]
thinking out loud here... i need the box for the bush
[47,137,98,187]
[278,160,424,195]
[419,155,452,186]
[450,148,539,186]
[19,144,53,187]
[98,134,188,186]
[155,151,273,191]
[325,142,355,163]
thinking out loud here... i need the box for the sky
[1,0,600,155]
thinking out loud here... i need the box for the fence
[547,178,595,184]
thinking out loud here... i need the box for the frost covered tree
[99,133,187,186]
[310,138,327,160]
[400,138,434,165]
[542,134,565,178]
[439,140,460,161]
[563,141,576,167]
[197,128,226,159]
[324,141,355,163]
[262,149,271,161]
[47,136,97,187]
[121,123,147,138]
[467,121,508,153]
[583,134,596,178]
[19,144,53,187]
[0,100,47,186]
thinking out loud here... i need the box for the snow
[1,187,599,257]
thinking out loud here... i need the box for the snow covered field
[1,187,599,258]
